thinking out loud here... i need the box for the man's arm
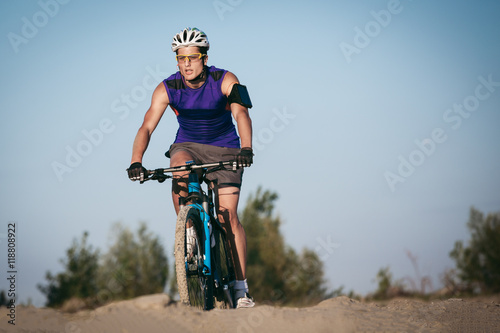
[222,72,253,149]
[131,82,170,164]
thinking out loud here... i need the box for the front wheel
[174,206,214,310]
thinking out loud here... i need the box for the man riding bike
[127,27,255,308]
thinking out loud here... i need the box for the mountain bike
[141,160,239,310]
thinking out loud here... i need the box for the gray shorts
[166,142,243,188]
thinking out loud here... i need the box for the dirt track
[1,294,499,332]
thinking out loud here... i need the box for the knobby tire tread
[174,206,191,306]
[174,206,214,310]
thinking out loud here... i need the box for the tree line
[33,187,332,309]
[4,189,497,309]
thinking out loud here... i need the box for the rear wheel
[212,224,235,309]
[174,206,214,310]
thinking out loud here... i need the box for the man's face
[176,46,208,81]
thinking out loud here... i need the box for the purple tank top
[163,66,240,148]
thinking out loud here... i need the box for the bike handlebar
[140,160,240,183]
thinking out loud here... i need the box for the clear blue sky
[1,0,499,306]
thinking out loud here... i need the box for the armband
[228,83,253,108]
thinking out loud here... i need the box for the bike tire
[212,225,236,309]
[174,206,214,310]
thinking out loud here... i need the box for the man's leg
[217,186,254,307]
[170,150,201,259]
[217,186,246,279]
[170,150,193,214]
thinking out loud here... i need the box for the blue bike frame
[185,172,212,277]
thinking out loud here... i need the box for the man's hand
[127,162,148,182]
[236,147,253,168]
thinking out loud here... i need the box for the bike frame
[183,172,212,278]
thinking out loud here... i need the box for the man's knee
[218,208,240,226]
[170,150,194,167]
[172,176,189,195]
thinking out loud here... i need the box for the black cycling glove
[127,162,148,182]
[236,147,254,168]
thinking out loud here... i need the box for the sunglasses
[176,53,204,63]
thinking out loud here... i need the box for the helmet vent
[171,27,210,52]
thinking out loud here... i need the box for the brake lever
[140,169,171,184]
[139,170,152,184]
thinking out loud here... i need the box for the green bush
[242,187,332,306]
[37,232,99,307]
[450,207,500,294]
[37,223,168,308]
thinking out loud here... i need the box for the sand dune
[1,294,499,332]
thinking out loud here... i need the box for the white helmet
[171,27,210,52]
